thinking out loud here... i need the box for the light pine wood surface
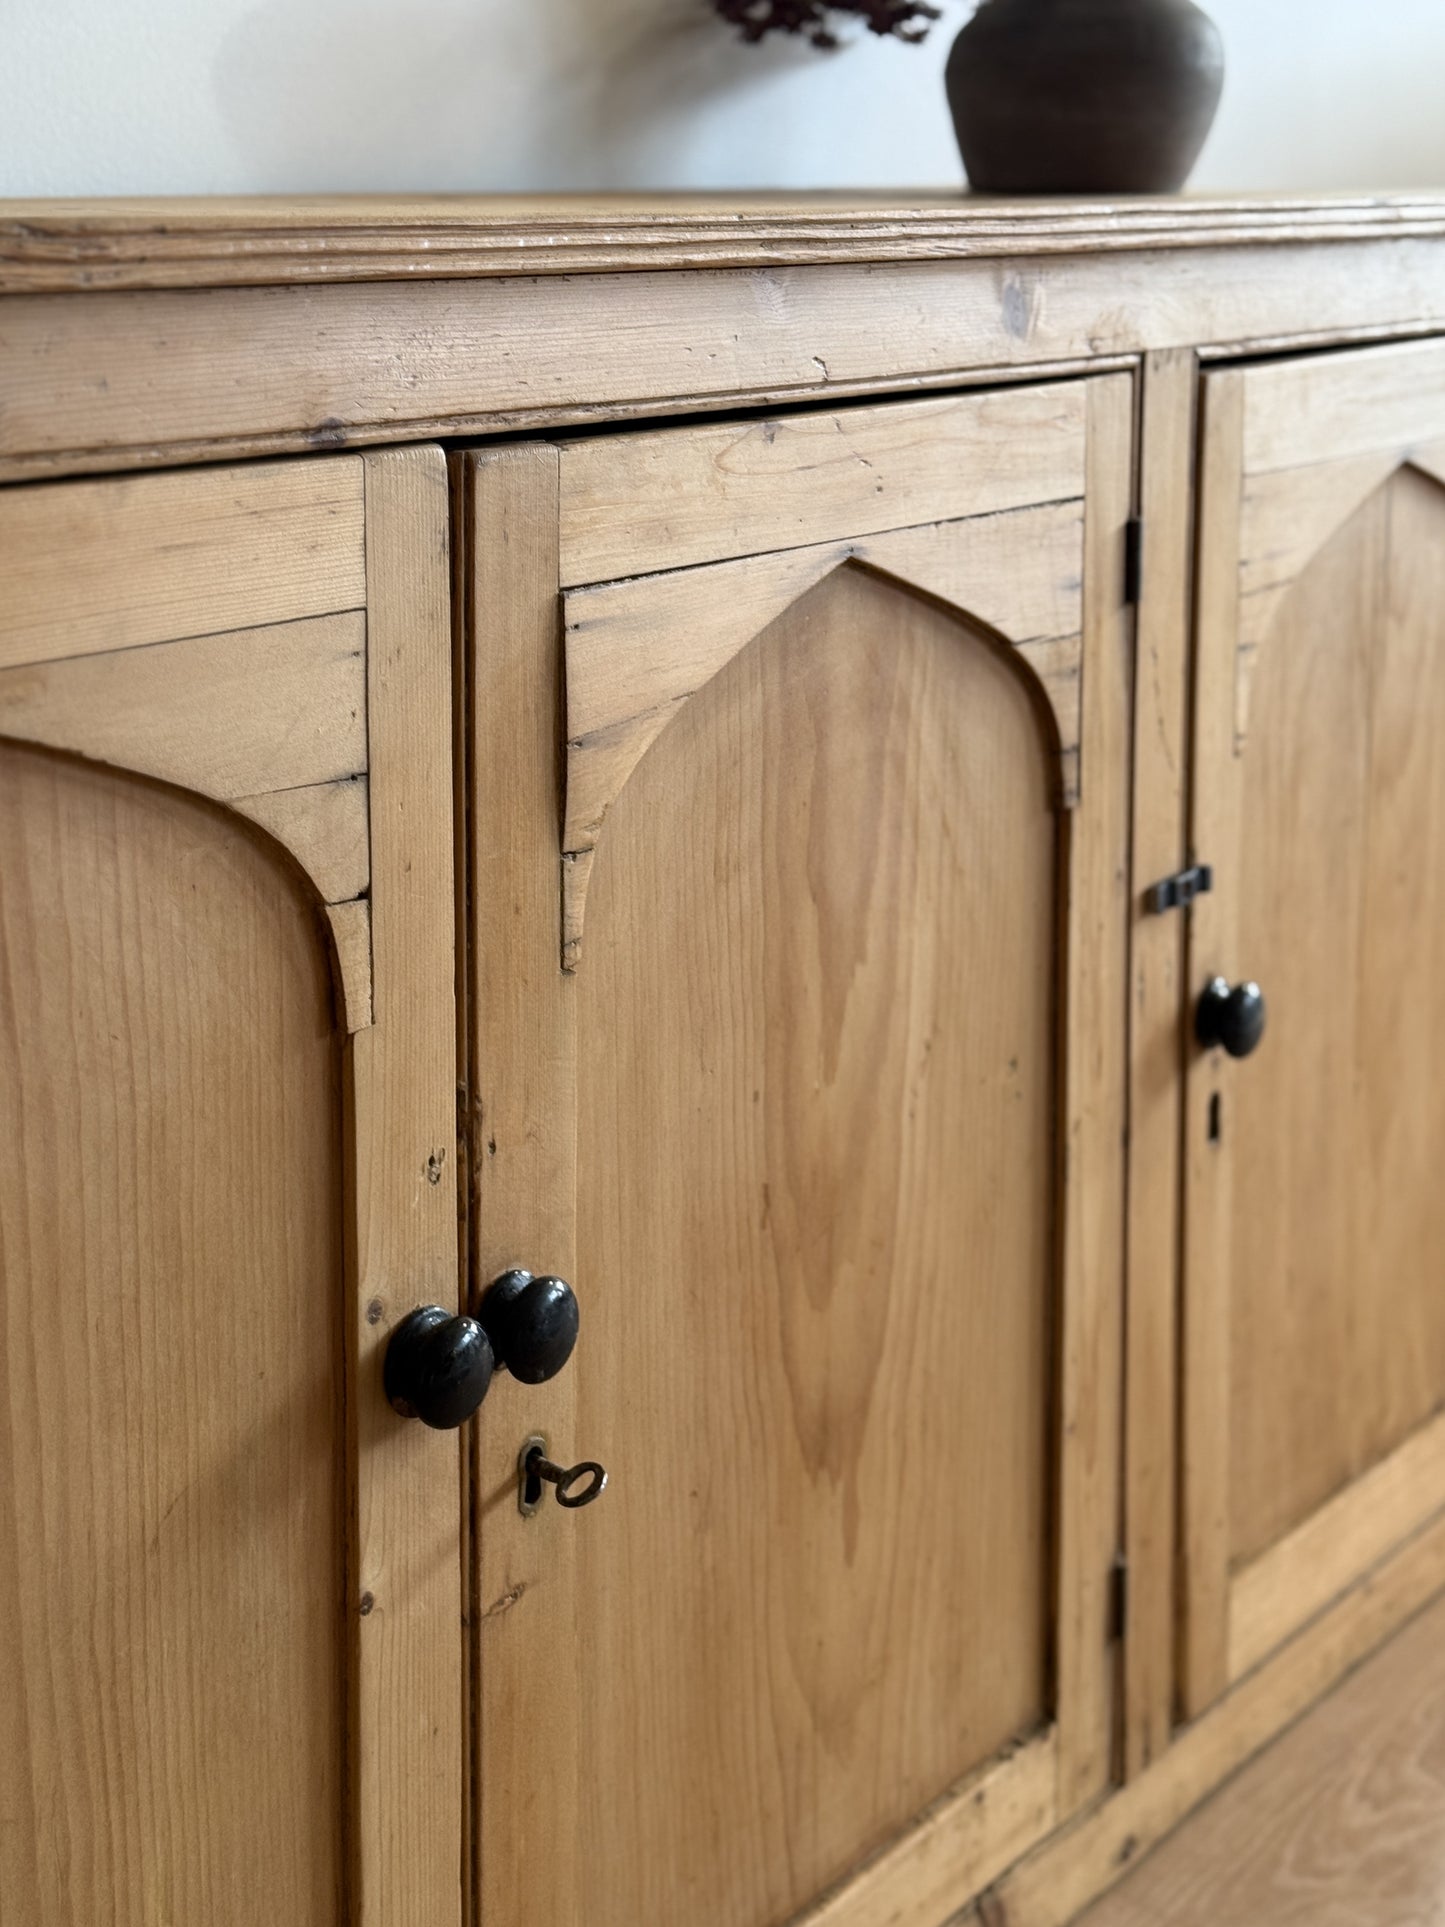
[1229,467,1445,1543]
[1077,1588,1445,1927]
[1185,334,1445,1717]
[0,608,372,1027]
[560,493,1088,968]
[575,562,1058,1927]
[7,190,1445,1927]
[556,383,1088,583]
[466,374,1130,1927]
[6,193,1445,292]
[0,445,462,1927]
[348,446,461,1927]
[461,443,584,1927]
[1056,373,1132,1815]
[0,456,377,1028]
[1122,348,1196,1779]
[1178,363,1247,1720]
[960,1510,1445,1927]
[0,612,366,797]
[1230,1408,1445,1684]
[0,457,365,668]
[7,238,1445,483]
[0,746,347,1926]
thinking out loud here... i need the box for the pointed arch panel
[561,499,1085,970]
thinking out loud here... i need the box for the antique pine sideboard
[5,193,1445,1927]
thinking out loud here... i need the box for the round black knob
[480,1270,580,1385]
[1196,977,1267,1059]
[384,1307,495,1430]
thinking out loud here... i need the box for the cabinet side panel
[571,564,1057,1927]
[0,746,346,1926]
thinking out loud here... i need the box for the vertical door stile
[351,445,463,1927]
[462,444,583,1927]
[1056,371,1133,1813]
[1179,368,1246,1722]
[1123,348,1199,1776]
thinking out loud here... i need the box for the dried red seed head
[711,0,943,48]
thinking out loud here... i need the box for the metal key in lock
[518,1434,608,1517]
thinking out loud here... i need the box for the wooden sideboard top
[7,191,1445,482]
[4,191,1445,292]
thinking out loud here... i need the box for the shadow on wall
[212,0,821,191]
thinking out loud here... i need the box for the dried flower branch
[711,0,943,51]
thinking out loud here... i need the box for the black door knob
[478,1269,581,1385]
[385,1270,581,1429]
[384,1306,496,1430]
[1196,977,1267,1059]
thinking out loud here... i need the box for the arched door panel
[1183,338,1445,1717]
[0,746,345,1924]
[0,450,460,1926]
[462,378,1133,1927]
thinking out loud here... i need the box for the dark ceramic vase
[946,0,1225,194]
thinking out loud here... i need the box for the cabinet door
[1182,339,1445,1716]
[0,451,461,1927]
[461,378,1132,1927]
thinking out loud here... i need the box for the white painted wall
[4,0,1444,199]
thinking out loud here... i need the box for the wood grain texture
[1229,339,1445,745]
[1053,373,1132,1814]
[556,384,1088,583]
[5,192,1445,292]
[800,1734,1058,1927]
[0,445,462,1927]
[1235,448,1445,748]
[571,561,1058,1927]
[0,743,347,1927]
[349,446,461,1927]
[0,452,385,1028]
[461,445,587,1927]
[239,775,371,906]
[7,239,1445,481]
[1240,335,1445,474]
[0,612,366,798]
[1225,468,1445,1573]
[1230,1409,1445,1684]
[560,498,1086,967]
[0,458,365,669]
[1235,451,1403,742]
[1123,350,1196,1778]
[1078,1585,1445,1927]
[466,378,1127,1926]
[325,897,375,1036]
[0,611,374,1027]
[967,1510,1445,1927]
[1185,344,1445,1727]
[1177,366,1246,1721]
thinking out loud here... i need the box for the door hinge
[1124,515,1144,606]
[1145,862,1213,916]
[1110,1554,1129,1642]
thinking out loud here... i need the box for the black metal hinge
[1124,515,1144,606]
[1146,862,1213,916]
[1110,1554,1129,1642]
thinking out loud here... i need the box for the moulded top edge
[3,191,1445,294]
